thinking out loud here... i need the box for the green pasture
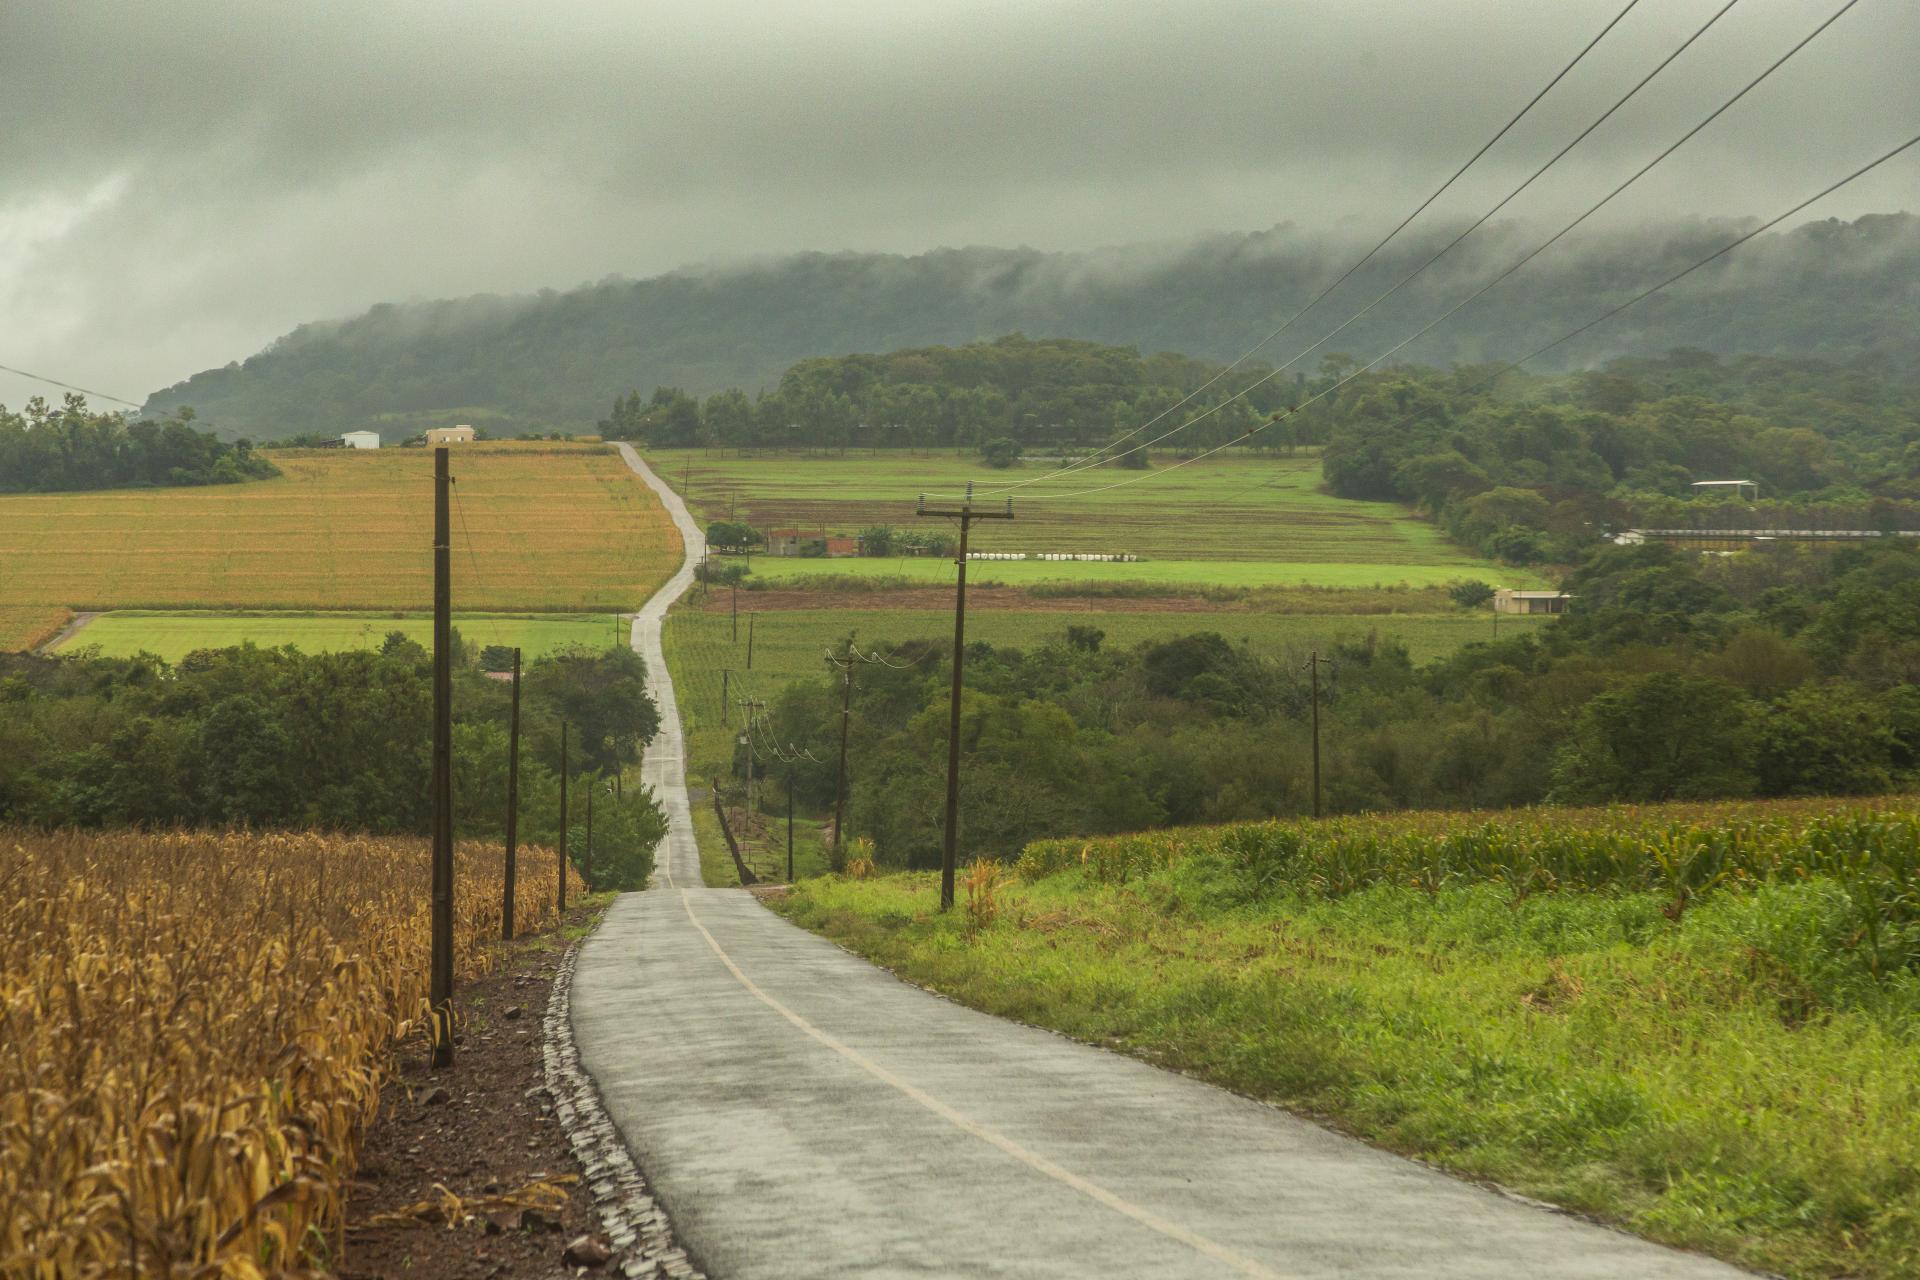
[663,604,1545,784]
[54,610,630,662]
[646,449,1539,586]
[737,555,1545,590]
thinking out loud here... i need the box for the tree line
[1321,349,1920,565]
[0,395,278,493]
[0,638,667,889]
[599,334,1310,454]
[749,538,1920,869]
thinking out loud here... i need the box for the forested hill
[145,213,1920,439]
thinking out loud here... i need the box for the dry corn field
[0,829,581,1277]
[0,443,679,614]
[0,608,71,654]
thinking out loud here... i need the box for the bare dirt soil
[339,905,611,1280]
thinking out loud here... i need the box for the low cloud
[1,0,1912,405]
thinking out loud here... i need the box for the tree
[1549,673,1756,803]
[705,521,762,553]
[980,437,1022,469]
[525,646,660,775]
[1753,683,1898,796]
[640,388,701,447]
[1448,581,1496,610]
[1064,625,1105,653]
[701,388,755,449]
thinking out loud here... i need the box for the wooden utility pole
[826,637,856,859]
[915,485,1013,911]
[786,762,795,883]
[736,698,765,814]
[731,583,738,642]
[585,779,594,890]
[747,613,755,670]
[559,722,569,915]
[722,669,730,725]
[430,448,455,1067]
[1306,651,1329,819]
[502,647,521,940]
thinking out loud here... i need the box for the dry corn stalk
[0,829,581,1277]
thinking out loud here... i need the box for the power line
[950,0,1651,498]
[992,0,1750,491]
[1368,130,1920,446]
[1026,0,1873,503]
[0,362,145,410]
[449,473,510,653]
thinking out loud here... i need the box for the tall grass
[1020,799,1920,979]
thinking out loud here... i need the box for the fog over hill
[146,213,1920,439]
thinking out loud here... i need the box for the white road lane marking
[677,888,1293,1280]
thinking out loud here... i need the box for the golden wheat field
[0,607,71,653]
[0,444,679,615]
[0,829,580,1277]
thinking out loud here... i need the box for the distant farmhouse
[1494,589,1570,616]
[341,430,380,450]
[766,529,860,558]
[425,425,476,445]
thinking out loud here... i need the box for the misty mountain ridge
[145,213,1920,439]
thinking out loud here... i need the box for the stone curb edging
[543,942,705,1279]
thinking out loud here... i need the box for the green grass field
[54,610,631,662]
[646,449,1543,588]
[737,556,1539,589]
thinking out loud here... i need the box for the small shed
[342,430,380,450]
[1690,479,1758,501]
[824,537,859,558]
[426,425,476,445]
[1494,589,1571,616]
[767,529,802,556]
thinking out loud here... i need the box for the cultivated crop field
[645,449,1536,587]
[53,609,631,662]
[0,606,71,652]
[0,444,678,614]
[781,797,1920,1279]
[0,829,578,1275]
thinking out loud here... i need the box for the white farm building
[341,430,380,449]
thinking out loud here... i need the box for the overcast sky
[1,0,1914,409]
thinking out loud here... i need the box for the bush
[980,437,1023,469]
[1448,580,1496,609]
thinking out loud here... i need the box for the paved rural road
[580,445,1750,1280]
